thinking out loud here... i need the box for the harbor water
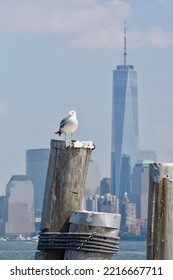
[0,240,146,260]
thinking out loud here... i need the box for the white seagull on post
[54,110,78,139]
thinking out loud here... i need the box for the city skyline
[1,1,173,192]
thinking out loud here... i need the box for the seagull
[54,110,78,139]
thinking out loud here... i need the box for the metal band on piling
[38,232,119,254]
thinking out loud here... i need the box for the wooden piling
[147,163,173,260]
[35,139,95,260]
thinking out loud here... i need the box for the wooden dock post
[35,139,95,259]
[147,163,173,260]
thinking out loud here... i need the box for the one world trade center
[111,25,139,198]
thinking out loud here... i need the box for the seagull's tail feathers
[54,130,62,136]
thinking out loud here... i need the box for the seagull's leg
[65,133,66,140]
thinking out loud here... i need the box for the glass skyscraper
[111,27,139,197]
[26,149,50,219]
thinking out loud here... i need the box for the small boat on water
[32,235,39,242]
[0,237,6,241]
[15,234,26,241]
[26,236,32,241]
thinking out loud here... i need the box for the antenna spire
[123,21,127,67]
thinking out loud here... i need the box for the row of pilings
[35,139,173,260]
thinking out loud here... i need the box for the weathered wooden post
[147,163,173,259]
[35,139,95,259]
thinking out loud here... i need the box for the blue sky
[0,0,173,193]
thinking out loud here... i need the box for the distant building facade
[100,177,111,196]
[85,193,119,214]
[5,175,35,237]
[137,150,157,163]
[0,196,7,236]
[26,149,49,219]
[84,158,101,196]
[98,193,119,213]
[131,161,151,219]
[119,154,131,201]
[121,193,136,232]
[85,196,98,212]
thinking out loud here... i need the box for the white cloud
[146,27,173,48]
[0,0,131,46]
[0,0,173,49]
[129,27,173,49]
[0,0,130,33]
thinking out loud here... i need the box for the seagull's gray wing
[54,116,68,135]
[60,116,69,128]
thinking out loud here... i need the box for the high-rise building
[111,25,139,197]
[100,177,111,196]
[131,160,152,219]
[84,158,101,196]
[26,149,49,219]
[137,150,157,163]
[119,154,131,200]
[121,192,136,231]
[5,175,35,237]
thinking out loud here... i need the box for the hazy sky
[0,0,173,193]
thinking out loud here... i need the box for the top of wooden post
[150,162,173,183]
[51,139,95,150]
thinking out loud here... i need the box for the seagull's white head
[68,110,77,117]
